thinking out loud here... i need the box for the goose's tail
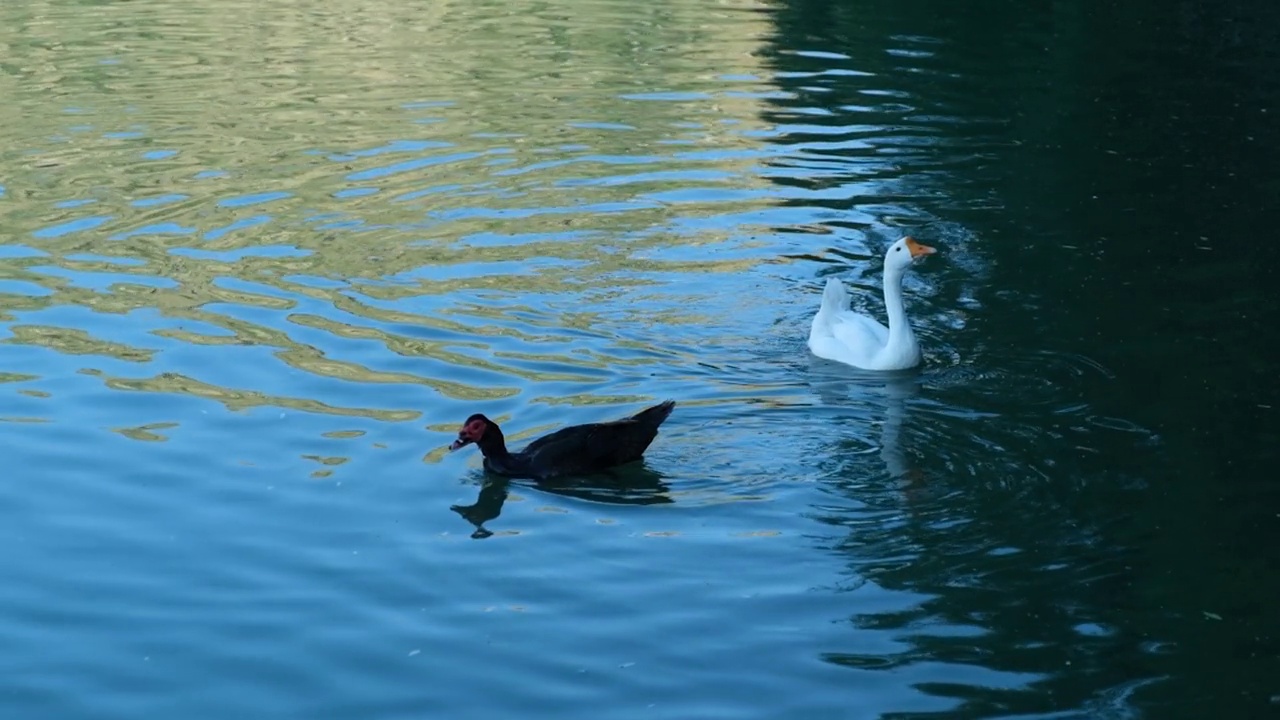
[819,277,850,315]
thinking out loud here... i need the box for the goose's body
[448,401,675,480]
[808,236,936,371]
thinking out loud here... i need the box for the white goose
[808,236,936,371]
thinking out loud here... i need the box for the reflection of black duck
[450,467,674,539]
[448,401,675,480]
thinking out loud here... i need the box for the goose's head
[885,236,936,273]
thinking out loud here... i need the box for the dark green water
[1,0,1277,717]
[764,2,1280,716]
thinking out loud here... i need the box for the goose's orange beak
[905,237,936,258]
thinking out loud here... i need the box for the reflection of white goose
[876,376,915,482]
[807,362,921,484]
[808,237,936,371]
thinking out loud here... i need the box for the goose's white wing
[831,310,889,348]
[810,309,889,369]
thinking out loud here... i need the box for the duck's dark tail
[631,400,676,429]
[594,400,676,465]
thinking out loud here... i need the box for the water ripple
[0,0,1175,718]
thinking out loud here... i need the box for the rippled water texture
[4,0,1279,718]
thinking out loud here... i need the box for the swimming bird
[808,236,936,371]
[448,401,676,479]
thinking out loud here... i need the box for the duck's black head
[449,413,503,452]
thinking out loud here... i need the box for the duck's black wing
[519,401,675,478]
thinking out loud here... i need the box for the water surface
[2,0,1277,717]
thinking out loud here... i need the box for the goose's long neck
[882,268,915,351]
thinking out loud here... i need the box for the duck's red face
[449,415,489,451]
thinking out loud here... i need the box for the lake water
[2,0,1277,717]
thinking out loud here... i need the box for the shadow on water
[764,0,1280,715]
[450,465,673,539]
[801,355,1172,716]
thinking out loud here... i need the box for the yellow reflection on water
[1,0,774,416]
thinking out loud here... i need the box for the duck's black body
[449,401,675,480]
